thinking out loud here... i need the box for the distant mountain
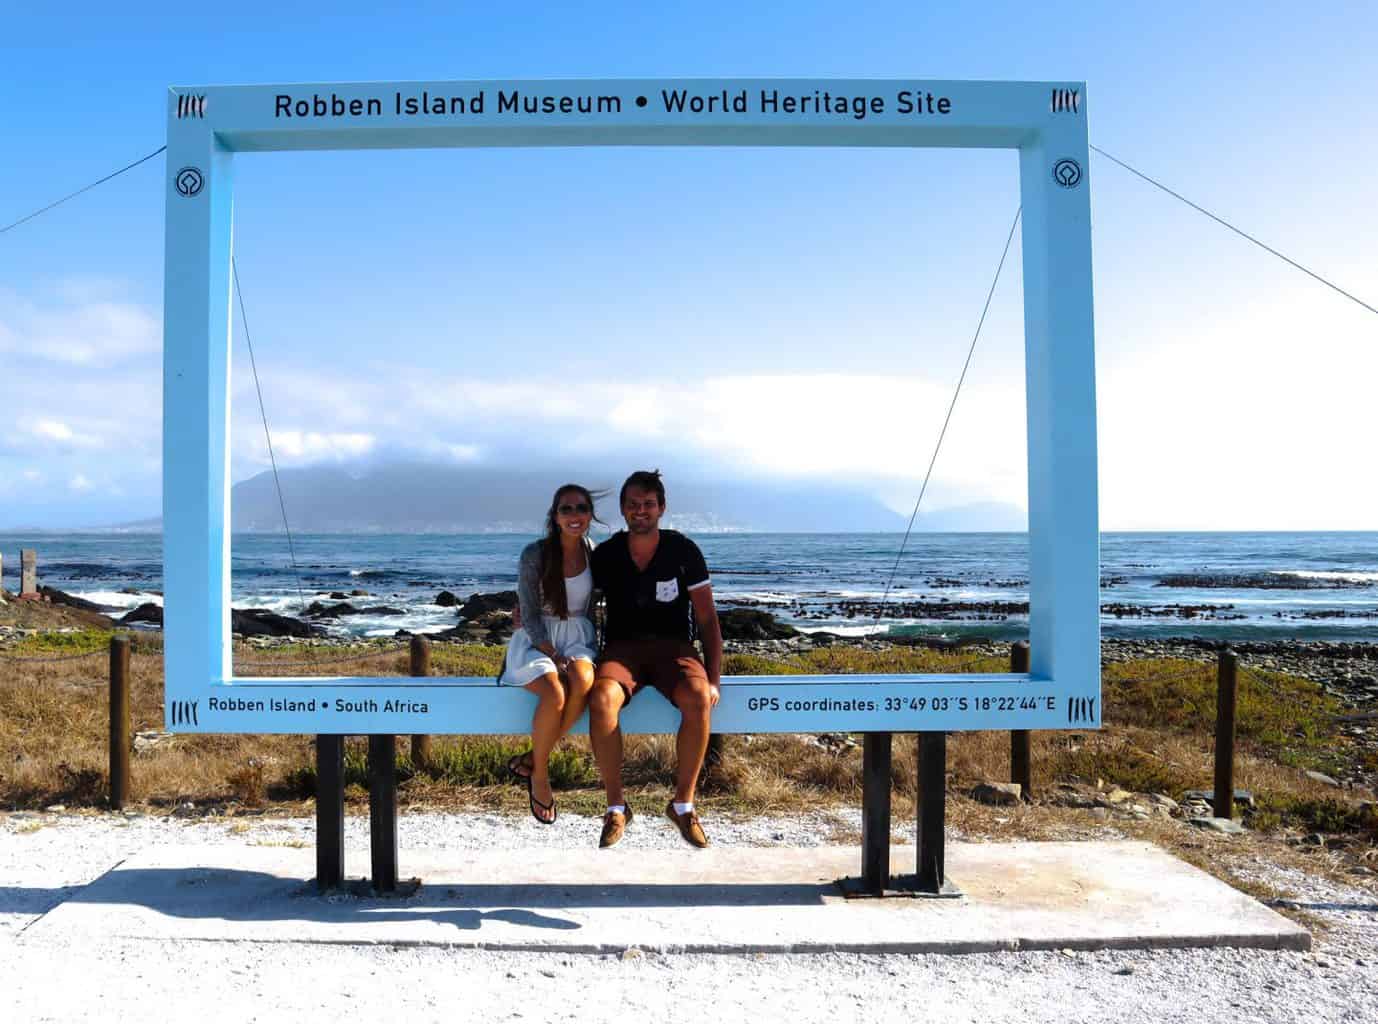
[229,461,912,533]
[912,502,1027,532]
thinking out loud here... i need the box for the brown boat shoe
[665,801,708,848]
[598,804,633,848]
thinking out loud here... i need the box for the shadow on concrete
[417,882,834,909]
[4,865,835,932]
[3,871,579,933]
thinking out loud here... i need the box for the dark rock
[1157,573,1365,591]
[329,591,350,600]
[718,608,799,641]
[231,608,322,638]
[971,781,1022,805]
[458,591,518,620]
[39,586,114,613]
[435,590,458,608]
[1188,816,1247,835]
[304,601,356,619]
[1181,788,1254,809]
[303,601,404,619]
[349,588,369,597]
[121,602,164,625]
[472,610,514,636]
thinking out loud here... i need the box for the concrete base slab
[24,841,1309,954]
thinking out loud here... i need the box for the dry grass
[1,634,1374,854]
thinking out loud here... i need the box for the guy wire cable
[1090,144,1377,318]
[0,146,167,235]
[875,206,1022,628]
[232,256,309,612]
[5,142,1373,320]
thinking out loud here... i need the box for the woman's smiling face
[555,489,591,539]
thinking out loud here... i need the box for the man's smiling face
[622,485,664,536]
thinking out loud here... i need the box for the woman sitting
[499,483,601,823]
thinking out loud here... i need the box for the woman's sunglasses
[558,502,591,515]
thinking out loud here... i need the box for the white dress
[498,566,596,686]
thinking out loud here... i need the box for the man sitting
[588,469,723,848]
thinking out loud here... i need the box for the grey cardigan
[516,538,596,649]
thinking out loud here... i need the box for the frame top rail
[167,78,1085,152]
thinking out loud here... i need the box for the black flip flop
[507,751,534,781]
[527,776,557,825]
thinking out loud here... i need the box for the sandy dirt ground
[1,809,1374,1023]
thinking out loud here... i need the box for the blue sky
[1,2,1374,529]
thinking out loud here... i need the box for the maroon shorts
[596,639,708,706]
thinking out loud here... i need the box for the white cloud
[263,430,377,463]
[68,474,93,492]
[0,289,160,367]
[1095,280,1377,529]
[29,419,104,450]
[224,366,1027,512]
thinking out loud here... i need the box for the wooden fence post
[108,635,131,809]
[1213,647,1238,820]
[409,636,431,770]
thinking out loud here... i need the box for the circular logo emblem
[175,167,204,197]
[1052,158,1083,189]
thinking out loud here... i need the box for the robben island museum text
[274,87,953,121]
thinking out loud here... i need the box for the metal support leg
[315,735,345,892]
[916,731,949,894]
[368,734,398,894]
[861,732,893,895]
[1010,640,1033,801]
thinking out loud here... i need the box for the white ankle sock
[607,805,626,815]
[673,801,693,815]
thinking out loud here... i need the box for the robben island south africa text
[272,86,954,120]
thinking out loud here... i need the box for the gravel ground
[2,809,1374,1023]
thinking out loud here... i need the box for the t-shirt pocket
[655,578,680,602]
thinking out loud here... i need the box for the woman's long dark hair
[541,483,601,619]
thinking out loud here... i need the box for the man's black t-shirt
[591,529,711,644]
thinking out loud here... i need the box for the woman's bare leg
[524,673,566,822]
[559,659,595,736]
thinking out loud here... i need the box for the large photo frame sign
[162,78,1099,736]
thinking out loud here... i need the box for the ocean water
[2,531,1376,643]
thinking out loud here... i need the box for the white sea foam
[73,590,161,610]
[830,588,925,600]
[1277,570,1378,584]
[795,624,891,637]
[722,591,794,605]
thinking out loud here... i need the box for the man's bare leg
[672,680,713,805]
[587,677,628,808]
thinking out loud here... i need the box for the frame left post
[163,91,235,727]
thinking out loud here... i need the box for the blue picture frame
[162,79,1099,735]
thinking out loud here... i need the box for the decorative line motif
[177,95,207,119]
[1067,696,1097,724]
[171,700,199,726]
[1051,89,1080,114]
